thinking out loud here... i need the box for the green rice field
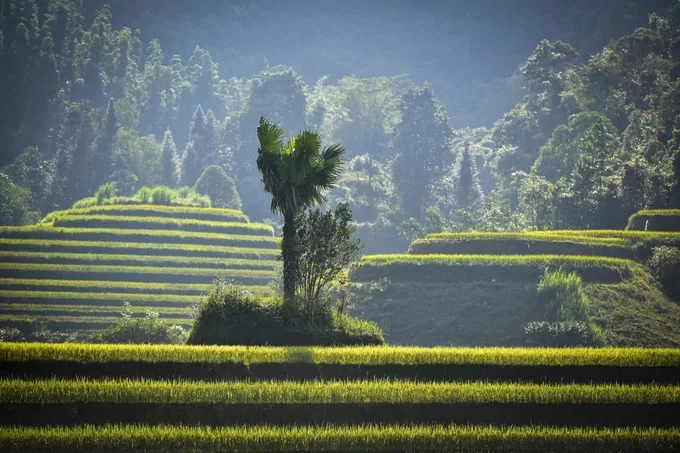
[2,424,677,452]
[0,204,279,334]
[1,343,678,451]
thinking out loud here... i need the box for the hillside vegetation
[0,204,279,336]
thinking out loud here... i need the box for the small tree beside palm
[255,117,345,307]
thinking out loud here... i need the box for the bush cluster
[523,321,593,347]
[73,184,211,209]
[187,281,384,346]
[0,324,78,343]
[536,268,589,322]
[647,246,680,301]
[528,268,605,347]
[89,304,187,344]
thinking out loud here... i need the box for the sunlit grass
[359,253,635,268]
[2,343,678,366]
[0,278,213,292]
[420,232,632,246]
[0,262,277,278]
[0,424,678,452]
[0,238,279,258]
[0,251,280,270]
[52,214,274,236]
[0,226,279,247]
[41,204,249,223]
[2,378,677,404]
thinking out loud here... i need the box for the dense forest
[1,0,679,252]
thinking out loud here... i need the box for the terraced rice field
[627,209,680,231]
[0,205,280,333]
[0,343,678,451]
[349,229,680,346]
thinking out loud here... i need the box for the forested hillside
[1,0,679,253]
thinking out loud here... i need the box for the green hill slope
[350,232,680,347]
[0,204,280,334]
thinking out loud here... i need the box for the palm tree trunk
[282,212,298,304]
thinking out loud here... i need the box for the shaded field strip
[1,402,677,427]
[421,232,633,245]
[628,210,680,231]
[352,262,628,283]
[2,425,678,453]
[0,317,193,328]
[409,239,635,259]
[43,205,249,223]
[0,305,192,318]
[3,344,677,367]
[424,230,680,242]
[0,239,279,259]
[0,252,280,270]
[0,296,195,308]
[0,315,193,325]
[0,279,212,295]
[0,227,280,248]
[2,361,678,384]
[0,265,276,285]
[0,290,201,304]
[52,215,274,236]
[0,319,193,330]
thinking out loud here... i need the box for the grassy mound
[0,204,279,336]
[627,209,680,231]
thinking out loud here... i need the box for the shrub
[647,246,680,301]
[89,303,187,344]
[187,281,384,346]
[90,318,186,344]
[151,186,174,205]
[532,269,605,346]
[71,197,97,208]
[0,327,23,342]
[536,268,589,322]
[523,321,592,346]
[187,283,280,345]
[0,323,78,343]
[194,165,242,210]
[135,187,153,204]
[95,182,117,205]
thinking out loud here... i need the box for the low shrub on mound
[627,209,680,231]
[187,282,384,346]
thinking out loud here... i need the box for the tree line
[1,0,679,252]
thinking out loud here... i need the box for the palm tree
[256,117,345,304]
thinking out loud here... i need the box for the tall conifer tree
[161,128,180,187]
[455,143,485,215]
[90,98,119,190]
